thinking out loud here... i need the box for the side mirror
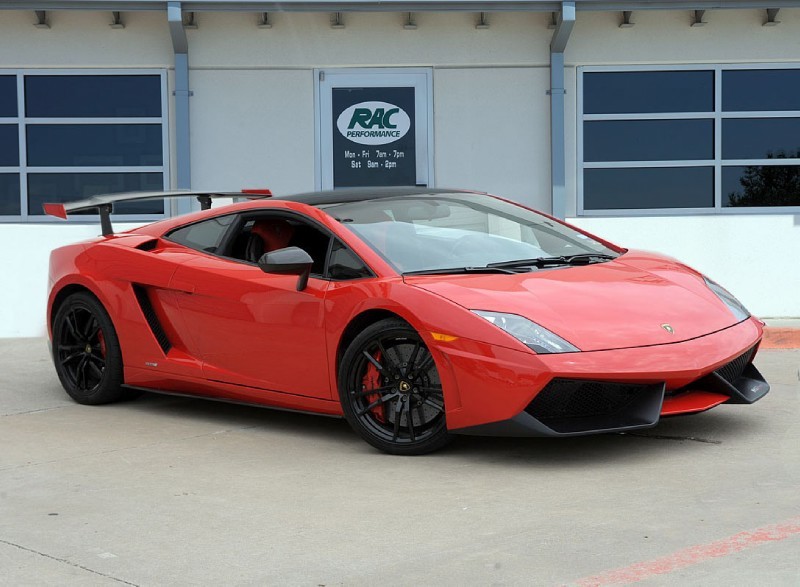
[258,246,313,291]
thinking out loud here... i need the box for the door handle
[171,279,195,294]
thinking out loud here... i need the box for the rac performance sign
[332,87,416,188]
[336,101,411,146]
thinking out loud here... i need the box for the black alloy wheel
[52,291,127,405]
[339,318,453,455]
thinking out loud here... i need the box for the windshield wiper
[562,253,617,265]
[404,254,618,276]
[403,266,516,276]
[487,257,567,269]
[488,253,616,269]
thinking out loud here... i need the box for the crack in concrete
[0,538,139,586]
[621,432,722,444]
[1,406,65,417]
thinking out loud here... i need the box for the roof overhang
[2,0,799,12]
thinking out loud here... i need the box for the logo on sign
[336,101,411,145]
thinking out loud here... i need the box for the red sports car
[45,188,769,454]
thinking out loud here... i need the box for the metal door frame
[314,67,434,190]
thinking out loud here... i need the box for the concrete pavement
[1,339,798,586]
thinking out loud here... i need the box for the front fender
[323,278,537,423]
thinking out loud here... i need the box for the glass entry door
[317,68,433,190]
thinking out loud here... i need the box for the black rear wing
[43,189,272,236]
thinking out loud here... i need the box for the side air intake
[132,284,172,354]
[135,239,158,251]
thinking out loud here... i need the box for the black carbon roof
[274,186,482,206]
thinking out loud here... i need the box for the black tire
[52,291,128,405]
[338,318,453,455]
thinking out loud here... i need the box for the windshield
[324,193,619,274]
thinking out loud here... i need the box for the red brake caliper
[97,330,107,358]
[362,351,386,423]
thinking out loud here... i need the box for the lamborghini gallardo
[45,188,769,454]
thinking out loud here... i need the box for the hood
[404,251,741,352]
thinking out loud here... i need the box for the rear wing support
[98,204,113,237]
[43,189,272,236]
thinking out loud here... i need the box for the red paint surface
[42,202,67,219]
[406,251,739,352]
[572,516,800,586]
[660,390,728,416]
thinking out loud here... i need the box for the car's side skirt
[122,365,344,417]
[122,384,345,419]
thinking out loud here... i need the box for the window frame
[164,209,376,282]
[0,68,169,224]
[577,63,800,217]
[164,212,237,255]
[325,236,376,281]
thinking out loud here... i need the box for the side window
[226,213,331,276]
[327,239,372,280]
[166,215,235,253]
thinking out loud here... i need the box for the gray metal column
[549,1,575,219]
[167,1,193,214]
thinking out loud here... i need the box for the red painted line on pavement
[762,327,800,349]
[571,516,800,586]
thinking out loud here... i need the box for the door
[168,213,333,399]
[317,68,433,190]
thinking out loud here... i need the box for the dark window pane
[0,76,16,117]
[723,165,800,207]
[327,239,372,280]
[168,215,235,253]
[722,118,800,160]
[28,172,164,215]
[0,174,21,215]
[723,70,800,112]
[0,125,19,166]
[27,124,162,166]
[25,75,161,118]
[584,167,714,210]
[584,119,713,162]
[584,71,713,114]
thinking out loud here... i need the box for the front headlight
[472,310,580,354]
[703,276,750,321]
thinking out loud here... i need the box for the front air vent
[132,284,172,354]
[526,380,643,421]
[524,379,665,434]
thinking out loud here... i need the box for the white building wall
[189,70,317,194]
[433,67,551,210]
[0,224,142,339]
[568,8,800,65]
[187,12,549,68]
[0,10,173,67]
[1,8,799,337]
[569,215,800,318]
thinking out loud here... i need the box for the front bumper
[440,317,768,436]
